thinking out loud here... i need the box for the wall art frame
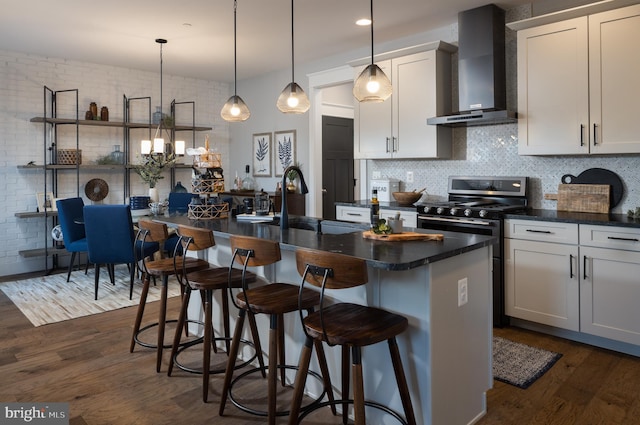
[36,192,56,212]
[252,132,272,177]
[274,129,296,177]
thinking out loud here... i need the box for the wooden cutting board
[362,230,444,241]
[547,184,610,213]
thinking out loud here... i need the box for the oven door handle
[418,215,494,226]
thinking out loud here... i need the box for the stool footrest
[229,364,327,417]
[172,336,258,375]
[297,398,409,425]
[133,319,201,350]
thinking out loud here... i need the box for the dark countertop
[335,200,418,211]
[506,209,640,228]
[154,215,496,271]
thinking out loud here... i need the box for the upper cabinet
[352,42,455,159]
[513,3,640,155]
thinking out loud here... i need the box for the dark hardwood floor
[2,272,640,424]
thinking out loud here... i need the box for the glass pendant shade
[353,64,392,102]
[277,0,309,114]
[221,94,251,121]
[221,0,250,122]
[277,82,310,113]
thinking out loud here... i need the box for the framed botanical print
[274,130,296,177]
[252,132,272,177]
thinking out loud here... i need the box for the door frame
[308,65,360,217]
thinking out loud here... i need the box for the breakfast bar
[156,214,497,425]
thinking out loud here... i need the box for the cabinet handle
[525,229,552,234]
[346,212,363,217]
[583,255,588,280]
[593,123,598,145]
[580,124,585,146]
[607,236,639,242]
[569,254,574,278]
[386,137,391,153]
[392,137,398,152]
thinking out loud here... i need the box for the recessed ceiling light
[182,23,192,27]
[356,18,372,26]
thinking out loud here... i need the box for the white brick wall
[0,49,231,276]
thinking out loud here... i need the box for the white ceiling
[1,0,535,82]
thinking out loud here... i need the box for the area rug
[493,336,562,389]
[0,266,181,327]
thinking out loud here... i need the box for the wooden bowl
[392,191,423,205]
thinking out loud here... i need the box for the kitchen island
[155,214,497,425]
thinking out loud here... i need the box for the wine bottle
[370,189,379,228]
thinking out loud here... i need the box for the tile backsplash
[370,123,640,214]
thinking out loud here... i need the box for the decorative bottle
[370,189,380,228]
[241,164,255,191]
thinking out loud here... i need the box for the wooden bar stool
[288,248,417,425]
[129,220,209,373]
[219,235,335,425]
[167,225,264,403]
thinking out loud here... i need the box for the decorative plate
[85,178,109,202]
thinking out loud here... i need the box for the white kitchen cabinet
[336,205,418,228]
[506,219,640,347]
[335,205,369,224]
[353,43,453,159]
[379,209,417,228]
[504,220,580,330]
[515,4,640,155]
[579,225,640,345]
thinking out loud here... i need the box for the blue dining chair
[56,197,89,282]
[83,204,157,300]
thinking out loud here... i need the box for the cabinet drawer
[505,219,578,244]
[579,225,640,252]
[336,205,369,224]
[379,210,418,228]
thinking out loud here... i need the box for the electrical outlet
[458,278,468,307]
[406,171,414,183]
[372,171,381,179]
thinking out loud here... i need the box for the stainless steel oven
[416,176,529,326]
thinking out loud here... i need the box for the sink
[319,220,368,235]
[268,216,321,233]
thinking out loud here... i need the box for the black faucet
[280,165,308,230]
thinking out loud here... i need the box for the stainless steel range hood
[428,4,516,127]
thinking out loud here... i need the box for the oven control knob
[479,209,488,218]
[423,206,432,214]
[464,208,473,217]
[450,207,459,216]
[436,207,446,214]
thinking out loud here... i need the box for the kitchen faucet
[280,165,308,230]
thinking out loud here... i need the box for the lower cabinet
[335,205,418,228]
[579,225,640,345]
[505,219,640,346]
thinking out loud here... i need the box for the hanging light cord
[369,0,374,65]
[233,0,238,95]
[290,0,295,83]
[155,38,167,139]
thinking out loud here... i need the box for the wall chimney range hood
[428,4,516,127]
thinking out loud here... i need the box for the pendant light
[142,38,169,155]
[221,0,251,122]
[353,0,392,102]
[276,0,310,114]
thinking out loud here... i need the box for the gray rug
[493,336,562,389]
[0,265,181,327]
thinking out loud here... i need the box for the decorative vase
[149,187,159,203]
[287,180,296,193]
